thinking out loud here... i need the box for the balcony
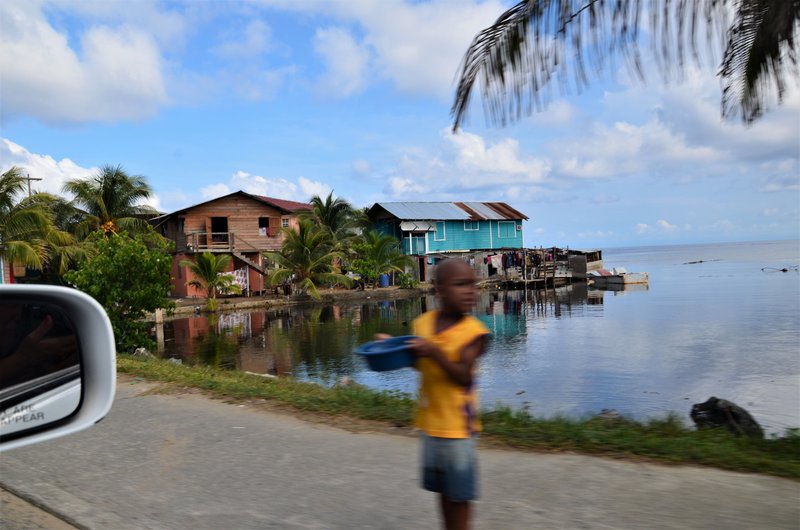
[182,231,281,254]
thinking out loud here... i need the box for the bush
[65,229,175,353]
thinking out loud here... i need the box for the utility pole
[23,173,43,196]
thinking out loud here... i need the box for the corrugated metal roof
[372,201,528,221]
[458,202,509,220]
[375,202,471,220]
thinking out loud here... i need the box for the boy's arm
[409,335,488,387]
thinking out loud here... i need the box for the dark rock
[690,396,764,439]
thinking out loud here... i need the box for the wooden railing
[183,232,281,253]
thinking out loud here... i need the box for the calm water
[156,240,800,434]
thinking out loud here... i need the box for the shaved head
[433,259,473,285]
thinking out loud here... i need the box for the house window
[464,220,479,231]
[434,221,446,241]
[498,221,517,239]
[258,217,269,236]
[281,218,289,228]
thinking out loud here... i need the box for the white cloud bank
[0,1,168,124]
[200,171,332,203]
[0,138,96,196]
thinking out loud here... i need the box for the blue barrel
[378,273,390,288]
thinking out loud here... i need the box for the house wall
[163,195,299,254]
[380,219,525,255]
[170,252,238,299]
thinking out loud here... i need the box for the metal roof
[374,202,471,220]
[150,190,310,224]
[372,201,528,221]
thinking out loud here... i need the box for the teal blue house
[367,202,528,256]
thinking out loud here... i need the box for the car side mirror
[0,285,116,451]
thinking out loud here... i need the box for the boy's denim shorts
[421,434,478,502]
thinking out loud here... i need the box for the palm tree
[0,167,74,274]
[180,252,242,302]
[303,192,357,244]
[263,220,352,300]
[452,0,798,129]
[63,164,158,237]
[352,230,414,288]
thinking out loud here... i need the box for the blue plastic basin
[355,335,417,371]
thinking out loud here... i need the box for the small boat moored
[588,267,649,287]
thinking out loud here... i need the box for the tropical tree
[180,252,242,306]
[351,230,414,288]
[263,219,352,300]
[0,167,74,274]
[302,192,357,245]
[64,229,175,353]
[63,164,158,237]
[452,0,799,129]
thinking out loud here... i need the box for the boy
[379,259,489,530]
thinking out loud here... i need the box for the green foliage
[351,230,413,287]
[62,164,158,238]
[180,252,242,303]
[65,229,175,353]
[264,219,352,299]
[396,272,418,289]
[0,167,76,273]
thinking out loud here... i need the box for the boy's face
[436,262,477,314]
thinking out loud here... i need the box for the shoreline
[159,285,429,320]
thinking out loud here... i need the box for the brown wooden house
[151,191,310,297]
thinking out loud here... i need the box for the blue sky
[1,0,798,248]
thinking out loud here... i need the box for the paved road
[1,378,798,530]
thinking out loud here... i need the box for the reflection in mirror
[0,301,82,438]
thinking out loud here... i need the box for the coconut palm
[263,220,352,300]
[0,167,74,273]
[351,230,414,288]
[63,164,158,237]
[180,252,242,301]
[452,0,798,129]
[303,192,357,244]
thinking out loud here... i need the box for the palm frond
[452,0,798,129]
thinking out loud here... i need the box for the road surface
[1,377,798,529]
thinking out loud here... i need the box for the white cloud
[0,1,168,124]
[262,0,506,100]
[656,219,678,232]
[636,223,650,234]
[382,129,549,200]
[212,20,272,58]
[212,170,330,202]
[313,26,371,98]
[298,176,332,198]
[0,138,96,196]
[200,183,231,200]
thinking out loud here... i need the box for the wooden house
[368,202,528,255]
[151,191,310,297]
[368,202,528,281]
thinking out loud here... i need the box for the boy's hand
[373,333,392,341]
[407,337,436,358]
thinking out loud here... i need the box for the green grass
[117,355,800,479]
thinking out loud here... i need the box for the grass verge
[117,355,800,479]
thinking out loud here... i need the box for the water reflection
[152,240,800,435]
[156,283,605,391]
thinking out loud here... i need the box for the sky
[1,0,798,249]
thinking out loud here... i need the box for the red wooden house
[151,191,310,297]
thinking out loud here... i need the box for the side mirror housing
[0,285,116,451]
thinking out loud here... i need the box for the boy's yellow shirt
[412,310,490,438]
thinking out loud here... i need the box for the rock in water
[690,397,764,439]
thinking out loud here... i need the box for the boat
[587,267,649,287]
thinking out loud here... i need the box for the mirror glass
[0,300,82,438]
